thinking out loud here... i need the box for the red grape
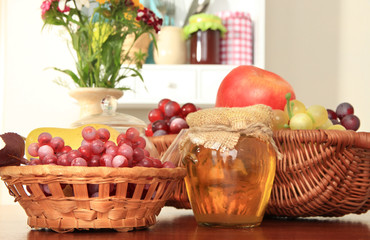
[97,128,110,142]
[152,120,169,132]
[66,150,82,164]
[82,126,97,141]
[100,153,113,167]
[116,133,127,145]
[28,143,39,157]
[169,117,189,134]
[117,143,134,161]
[341,114,360,131]
[143,148,150,157]
[88,184,99,195]
[145,123,153,137]
[41,184,51,196]
[91,139,105,155]
[60,145,72,154]
[78,145,92,160]
[331,119,340,125]
[104,140,116,149]
[158,98,171,113]
[132,136,146,149]
[327,109,338,120]
[153,129,167,136]
[162,161,176,168]
[336,102,354,120]
[136,157,154,167]
[89,155,100,167]
[152,158,163,168]
[71,157,88,166]
[181,103,197,118]
[38,145,54,160]
[81,139,92,147]
[105,145,118,156]
[28,158,42,165]
[43,154,57,165]
[38,132,52,146]
[133,147,145,163]
[57,153,69,166]
[164,101,181,118]
[148,108,164,122]
[126,127,140,141]
[50,137,65,152]
[112,155,129,168]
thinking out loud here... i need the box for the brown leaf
[0,132,27,166]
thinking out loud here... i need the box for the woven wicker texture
[149,133,191,209]
[150,130,370,217]
[0,165,186,232]
[268,129,370,217]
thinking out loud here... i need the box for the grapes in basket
[272,93,361,131]
[26,125,175,169]
[145,98,200,137]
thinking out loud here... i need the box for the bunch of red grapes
[145,98,199,137]
[27,126,175,168]
[327,102,361,131]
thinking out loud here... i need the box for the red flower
[136,7,162,33]
[41,0,70,19]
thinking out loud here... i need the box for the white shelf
[117,64,239,109]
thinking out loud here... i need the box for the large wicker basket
[149,130,370,217]
[0,165,186,232]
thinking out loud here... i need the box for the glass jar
[180,105,278,228]
[183,14,227,64]
[190,30,220,64]
[72,95,159,158]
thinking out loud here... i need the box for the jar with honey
[180,105,280,228]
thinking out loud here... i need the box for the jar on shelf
[216,11,253,65]
[183,13,227,64]
[179,105,280,228]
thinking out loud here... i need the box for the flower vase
[122,33,152,65]
[69,87,123,119]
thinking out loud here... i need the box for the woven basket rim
[0,165,187,179]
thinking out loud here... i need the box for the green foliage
[41,0,161,89]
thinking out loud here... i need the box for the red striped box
[216,11,253,65]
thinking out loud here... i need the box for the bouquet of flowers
[41,0,162,89]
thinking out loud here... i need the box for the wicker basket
[149,133,191,209]
[0,165,186,232]
[149,130,370,217]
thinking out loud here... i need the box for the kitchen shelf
[117,0,265,109]
[117,64,239,109]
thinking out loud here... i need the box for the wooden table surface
[1,204,369,240]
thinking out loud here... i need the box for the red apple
[215,66,296,110]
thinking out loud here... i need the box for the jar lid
[71,95,147,134]
[183,13,227,39]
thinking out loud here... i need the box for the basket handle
[354,132,370,149]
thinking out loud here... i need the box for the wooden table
[1,204,369,240]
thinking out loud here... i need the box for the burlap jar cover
[180,104,281,157]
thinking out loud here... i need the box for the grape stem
[285,93,294,120]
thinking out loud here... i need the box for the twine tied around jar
[180,104,282,159]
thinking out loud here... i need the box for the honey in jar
[180,105,279,228]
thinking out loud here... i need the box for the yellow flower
[96,0,143,8]
[96,0,109,4]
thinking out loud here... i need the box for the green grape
[306,105,328,128]
[316,118,333,129]
[272,109,289,130]
[284,100,306,117]
[289,113,313,130]
[328,124,346,130]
